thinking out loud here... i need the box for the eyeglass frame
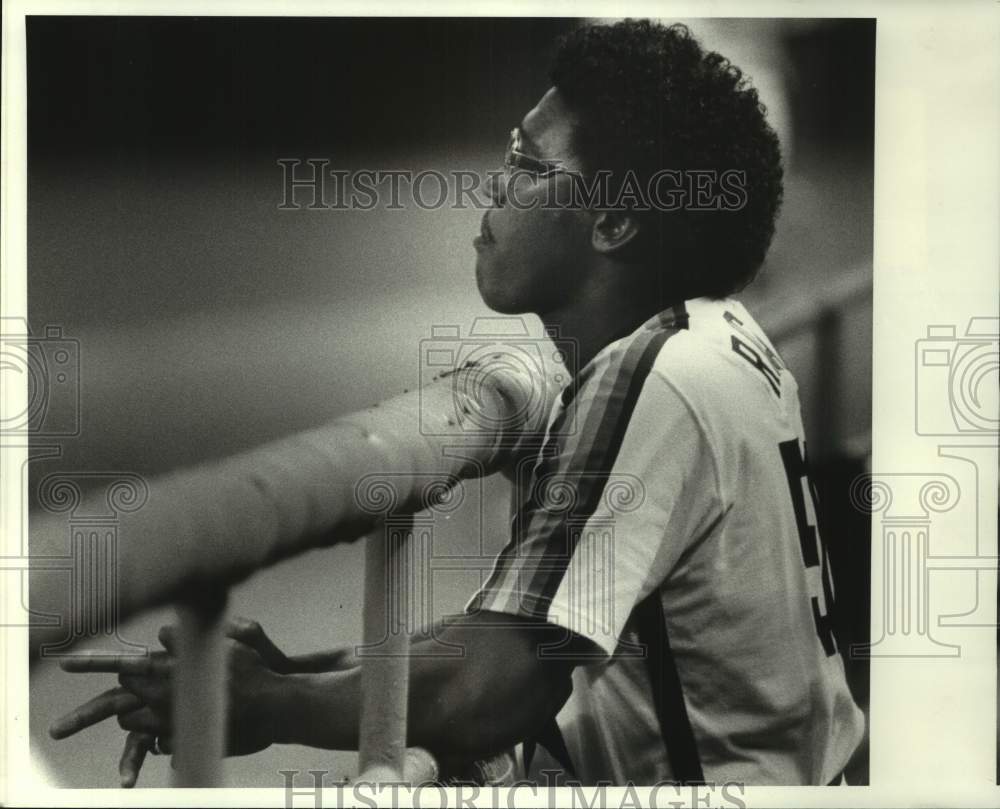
[504,126,589,181]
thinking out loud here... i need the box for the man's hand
[160,617,297,673]
[163,617,360,675]
[49,617,294,786]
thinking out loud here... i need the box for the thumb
[157,625,177,654]
[225,617,291,673]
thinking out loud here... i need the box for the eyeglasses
[504,126,585,180]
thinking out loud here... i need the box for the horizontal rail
[29,359,558,654]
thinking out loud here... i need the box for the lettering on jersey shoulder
[723,310,784,397]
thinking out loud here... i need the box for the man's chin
[476,282,525,314]
[474,256,521,314]
[482,297,527,315]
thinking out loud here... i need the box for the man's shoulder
[553,297,791,454]
[580,297,763,394]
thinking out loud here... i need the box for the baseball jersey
[465,296,865,785]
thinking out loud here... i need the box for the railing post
[171,588,228,787]
[357,515,414,782]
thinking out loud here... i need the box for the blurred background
[26,16,874,787]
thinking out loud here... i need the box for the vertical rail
[357,516,413,782]
[171,589,228,787]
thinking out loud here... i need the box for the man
[52,19,864,786]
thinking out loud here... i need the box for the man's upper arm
[430,611,579,680]
[466,358,722,657]
[411,611,576,754]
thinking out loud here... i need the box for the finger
[225,617,291,672]
[118,706,168,735]
[60,652,163,676]
[119,673,171,706]
[50,687,143,739]
[225,616,262,643]
[157,625,178,654]
[119,731,153,788]
[254,633,292,673]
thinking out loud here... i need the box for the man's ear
[591,211,640,255]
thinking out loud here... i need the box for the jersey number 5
[779,439,837,656]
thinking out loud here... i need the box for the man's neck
[539,287,668,371]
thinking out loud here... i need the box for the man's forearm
[266,655,479,756]
[284,627,437,674]
[264,625,568,761]
[268,657,474,754]
[270,667,363,750]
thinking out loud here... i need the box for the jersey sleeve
[465,347,723,658]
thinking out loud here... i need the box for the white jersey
[466,296,865,785]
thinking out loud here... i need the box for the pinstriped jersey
[466,296,865,785]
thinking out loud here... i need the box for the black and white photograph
[1,2,996,807]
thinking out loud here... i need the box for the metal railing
[32,355,553,787]
[34,283,873,786]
